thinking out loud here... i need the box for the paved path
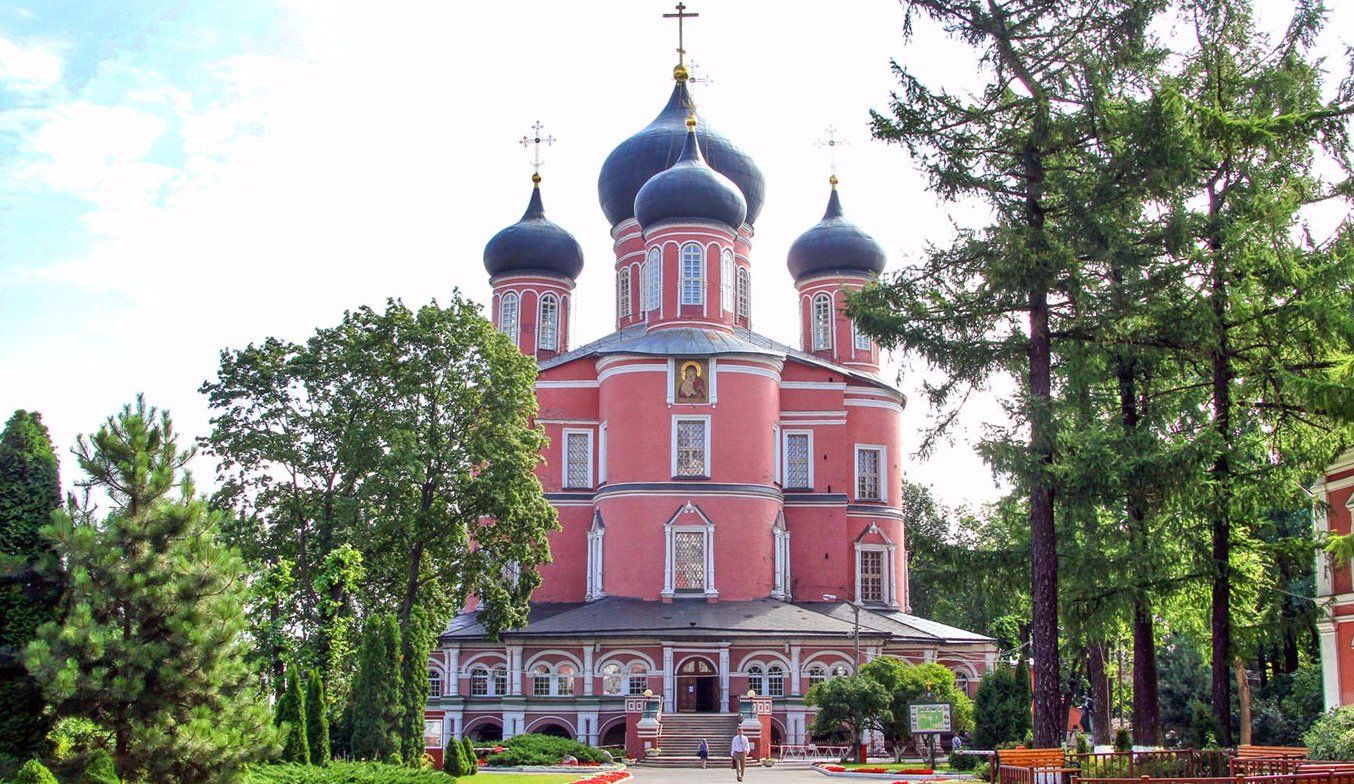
[627,764,826,784]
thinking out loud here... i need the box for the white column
[719,648,731,710]
[789,646,802,696]
[447,647,460,697]
[1316,487,1333,597]
[583,646,595,696]
[509,645,523,695]
[663,646,675,713]
[1319,620,1341,709]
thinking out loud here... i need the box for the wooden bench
[1230,746,1310,776]
[995,748,1075,784]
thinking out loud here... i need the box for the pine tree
[0,410,62,758]
[23,396,278,783]
[462,737,478,776]
[14,759,58,784]
[444,740,466,777]
[274,662,309,764]
[80,749,120,784]
[399,608,435,765]
[305,668,331,765]
[351,613,403,762]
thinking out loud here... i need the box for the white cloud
[0,34,62,92]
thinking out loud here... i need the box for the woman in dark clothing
[697,738,709,769]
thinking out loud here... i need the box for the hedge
[485,734,609,767]
[243,761,459,784]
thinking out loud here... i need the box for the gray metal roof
[538,325,904,400]
[442,599,990,645]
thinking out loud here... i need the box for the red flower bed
[823,765,847,772]
[572,772,630,784]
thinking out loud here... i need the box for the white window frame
[586,514,605,601]
[499,292,520,346]
[772,515,791,601]
[767,664,786,697]
[772,424,780,485]
[806,664,828,689]
[671,415,712,477]
[562,428,594,489]
[782,430,814,490]
[618,267,632,318]
[720,249,735,312]
[736,266,750,320]
[663,505,717,599]
[429,668,443,698]
[601,662,623,695]
[470,664,507,697]
[812,292,833,351]
[538,292,560,351]
[680,242,704,306]
[854,321,872,352]
[855,543,894,606]
[598,422,608,484]
[854,444,887,501]
[643,248,662,312]
[748,665,765,696]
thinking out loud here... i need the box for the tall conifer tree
[305,668,331,765]
[399,608,435,765]
[24,397,277,783]
[350,613,403,762]
[0,410,61,758]
[274,662,309,764]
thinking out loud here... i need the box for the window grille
[857,447,882,500]
[681,243,704,305]
[672,531,706,592]
[675,420,707,476]
[859,549,885,604]
[538,294,559,350]
[813,294,832,350]
[784,433,810,488]
[565,432,590,488]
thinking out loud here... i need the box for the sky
[1,1,1350,510]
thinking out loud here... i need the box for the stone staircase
[644,712,741,768]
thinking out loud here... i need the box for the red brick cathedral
[422,54,996,763]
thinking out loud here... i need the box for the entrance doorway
[675,656,718,713]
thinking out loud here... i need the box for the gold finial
[673,63,689,82]
[829,174,839,189]
[532,172,542,186]
[686,113,697,129]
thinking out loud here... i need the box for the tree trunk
[1087,643,1111,746]
[1235,656,1252,746]
[1132,598,1163,747]
[1208,204,1234,747]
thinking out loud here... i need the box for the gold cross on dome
[519,121,556,175]
[816,125,849,176]
[663,2,699,67]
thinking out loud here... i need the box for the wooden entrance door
[676,657,717,713]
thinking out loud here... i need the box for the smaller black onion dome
[634,118,748,230]
[483,174,584,280]
[786,177,886,281]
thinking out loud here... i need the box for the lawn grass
[469,774,584,784]
[835,762,960,772]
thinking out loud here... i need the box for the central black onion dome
[483,174,584,280]
[634,117,748,230]
[598,78,765,227]
[787,177,887,281]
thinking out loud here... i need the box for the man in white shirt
[730,727,751,781]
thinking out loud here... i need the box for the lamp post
[823,594,862,670]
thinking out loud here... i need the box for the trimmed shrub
[275,664,309,764]
[1113,727,1132,753]
[304,670,330,766]
[462,738,478,775]
[80,749,119,784]
[950,751,978,771]
[1306,706,1354,761]
[445,741,466,776]
[484,733,608,766]
[15,759,59,784]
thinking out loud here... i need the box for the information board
[909,703,953,734]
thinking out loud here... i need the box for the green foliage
[23,396,279,784]
[1113,728,1132,753]
[859,657,974,760]
[461,739,478,776]
[80,749,119,784]
[202,295,556,682]
[950,752,978,771]
[304,669,330,766]
[443,740,465,777]
[0,410,62,759]
[398,610,434,765]
[243,760,470,784]
[1305,706,1354,761]
[351,614,403,762]
[972,666,1030,750]
[805,675,892,749]
[13,759,57,784]
[484,734,608,767]
[275,663,309,764]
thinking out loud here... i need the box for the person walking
[730,727,750,781]
[698,737,709,769]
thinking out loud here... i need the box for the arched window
[499,292,519,345]
[643,248,662,311]
[601,662,623,695]
[720,249,734,312]
[556,663,576,696]
[538,293,559,351]
[429,668,443,698]
[767,664,785,697]
[470,666,489,697]
[617,267,632,318]
[493,667,507,696]
[532,664,552,697]
[955,672,969,695]
[831,664,852,679]
[747,665,765,696]
[807,665,827,688]
[628,663,648,695]
[736,266,750,319]
[680,243,704,305]
[812,293,833,351]
[854,322,872,352]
